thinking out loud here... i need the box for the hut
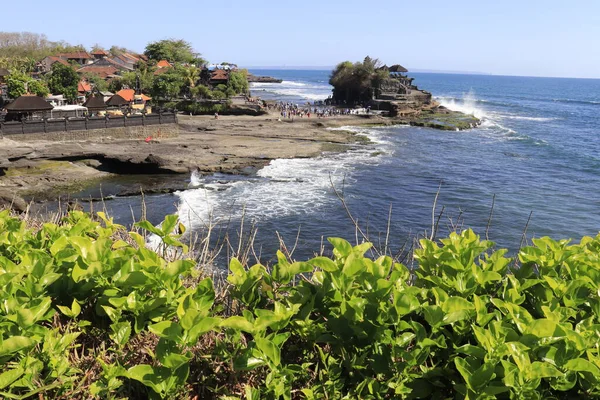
[4,94,53,121]
[105,94,129,115]
[388,64,408,76]
[83,95,107,115]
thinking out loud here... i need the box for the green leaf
[525,362,563,380]
[136,220,164,237]
[309,256,338,272]
[110,322,132,347]
[148,321,183,342]
[17,297,52,327]
[394,292,420,316]
[0,367,24,390]
[186,317,221,344]
[0,336,35,357]
[221,316,255,333]
[525,319,565,338]
[564,358,600,375]
[161,214,180,236]
[126,364,167,395]
[255,337,280,367]
[328,237,352,258]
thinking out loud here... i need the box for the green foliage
[329,56,388,104]
[5,71,49,98]
[0,56,37,74]
[46,63,79,102]
[0,32,84,64]
[151,68,185,100]
[82,72,108,92]
[144,39,204,65]
[2,209,600,399]
[227,69,249,96]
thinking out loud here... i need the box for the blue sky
[3,0,599,78]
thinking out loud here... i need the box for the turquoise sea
[64,69,600,263]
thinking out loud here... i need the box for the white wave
[502,115,558,122]
[265,88,331,101]
[438,90,487,120]
[175,127,391,228]
[281,80,307,86]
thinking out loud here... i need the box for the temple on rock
[374,64,432,105]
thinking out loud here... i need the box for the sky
[3,0,600,79]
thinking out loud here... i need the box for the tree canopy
[144,39,204,65]
[329,56,388,104]
[5,71,49,98]
[47,63,79,103]
[0,32,83,62]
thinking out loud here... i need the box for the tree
[151,69,185,100]
[227,70,249,96]
[180,66,200,97]
[329,56,387,104]
[191,84,212,99]
[27,79,49,98]
[108,45,133,56]
[46,63,79,103]
[144,39,203,65]
[82,72,108,92]
[5,71,48,98]
[0,32,84,62]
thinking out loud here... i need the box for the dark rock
[0,191,28,212]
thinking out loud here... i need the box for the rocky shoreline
[0,108,479,210]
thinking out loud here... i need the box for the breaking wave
[175,127,394,229]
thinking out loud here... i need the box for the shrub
[2,210,600,399]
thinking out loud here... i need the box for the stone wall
[4,123,179,142]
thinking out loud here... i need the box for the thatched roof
[105,94,129,107]
[5,95,54,112]
[83,95,106,109]
[0,68,9,77]
[389,64,408,73]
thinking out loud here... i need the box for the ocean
[60,69,600,264]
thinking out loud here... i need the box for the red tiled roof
[116,89,135,102]
[91,49,109,56]
[156,60,171,68]
[139,94,152,101]
[77,65,119,79]
[47,56,70,66]
[59,52,92,60]
[78,81,92,93]
[211,69,229,81]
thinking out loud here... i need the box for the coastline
[0,109,479,208]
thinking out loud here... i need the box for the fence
[0,113,177,136]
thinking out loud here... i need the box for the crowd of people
[267,101,372,120]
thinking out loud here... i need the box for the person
[214,112,219,119]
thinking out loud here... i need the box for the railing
[0,113,177,136]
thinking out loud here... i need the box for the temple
[374,64,432,105]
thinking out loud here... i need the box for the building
[83,95,107,115]
[210,69,229,86]
[375,64,431,105]
[109,53,146,71]
[77,58,122,78]
[59,51,93,65]
[4,94,54,121]
[115,89,152,113]
[37,56,70,74]
[91,49,109,60]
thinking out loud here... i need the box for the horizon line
[244,66,600,80]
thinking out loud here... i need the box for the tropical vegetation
[1,208,600,399]
[329,56,389,104]
[0,33,249,105]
